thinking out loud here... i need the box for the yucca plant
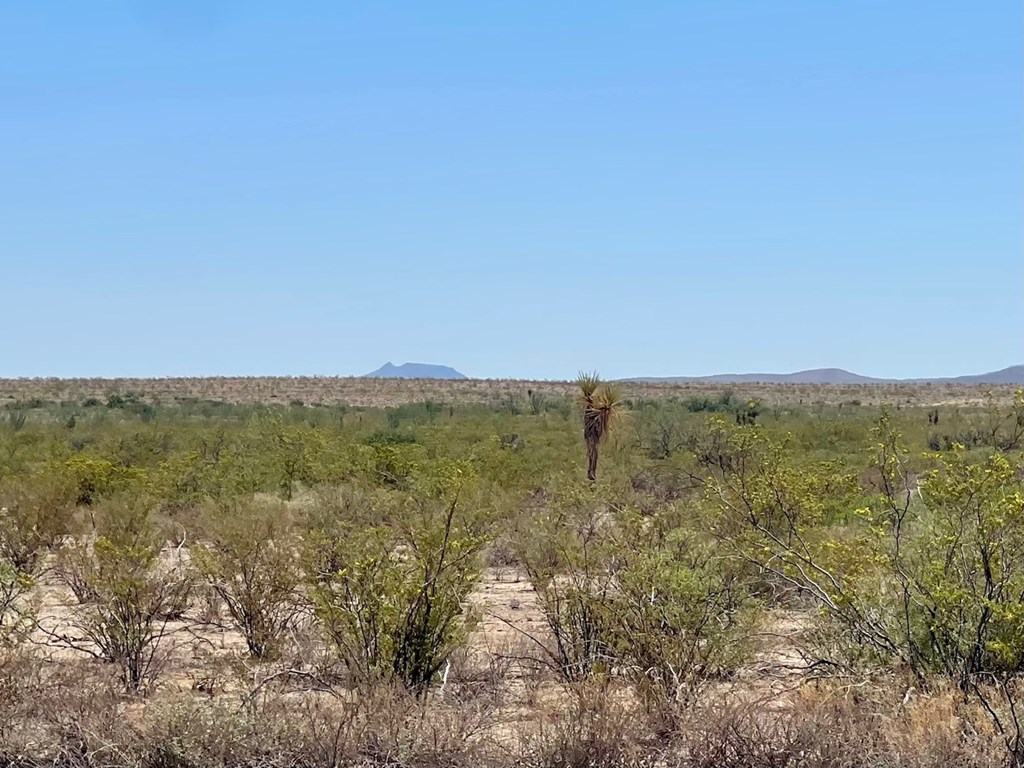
[576,372,624,481]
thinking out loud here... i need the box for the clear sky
[2,2,1021,380]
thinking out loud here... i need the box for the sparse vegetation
[191,500,303,659]
[0,381,1021,765]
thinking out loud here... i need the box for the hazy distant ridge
[628,365,1024,385]
[363,362,468,379]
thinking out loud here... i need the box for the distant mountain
[363,362,468,380]
[921,365,1024,385]
[627,365,1024,386]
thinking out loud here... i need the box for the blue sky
[2,2,1020,380]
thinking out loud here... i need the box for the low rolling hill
[628,365,1024,386]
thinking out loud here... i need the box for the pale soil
[27,556,810,700]
[10,550,837,764]
[28,560,553,690]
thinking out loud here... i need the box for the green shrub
[0,559,32,645]
[308,493,484,694]
[50,501,191,691]
[0,475,75,572]
[699,413,1024,691]
[192,500,302,660]
[520,483,753,696]
[685,391,739,414]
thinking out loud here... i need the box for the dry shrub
[47,503,192,692]
[515,679,658,768]
[30,665,143,768]
[194,577,224,625]
[1,664,499,767]
[680,695,870,768]
[54,537,99,604]
[2,666,1013,768]
[445,637,523,707]
[485,536,520,570]
[139,682,498,768]
[886,686,1002,767]
[140,693,309,768]
[0,648,44,758]
[347,685,498,766]
[675,682,1006,768]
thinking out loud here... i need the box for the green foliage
[896,446,1024,681]
[0,384,1021,722]
[55,453,144,506]
[308,493,485,694]
[4,411,27,432]
[385,401,444,429]
[927,390,1024,453]
[363,430,419,446]
[577,372,626,481]
[684,390,739,413]
[191,500,302,660]
[576,371,601,398]
[698,411,1024,691]
[520,482,754,696]
[366,441,425,488]
[517,483,614,681]
[0,475,75,571]
[261,417,328,499]
[0,559,33,645]
[606,520,753,701]
[52,500,191,691]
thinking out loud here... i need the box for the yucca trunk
[584,407,603,481]
[585,437,600,481]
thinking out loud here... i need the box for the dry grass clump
[2,669,500,768]
[507,678,1007,768]
[0,647,1013,768]
[513,679,657,768]
[669,682,1004,768]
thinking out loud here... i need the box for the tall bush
[192,500,303,660]
[50,500,191,691]
[308,492,484,695]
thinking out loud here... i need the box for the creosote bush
[0,474,75,571]
[519,481,754,698]
[697,407,1024,760]
[50,498,191,691]
[308,490,486,694]
[192,499,303,660]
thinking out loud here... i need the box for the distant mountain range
[361,363,1023,384]
[626,365,1024,386]
[363,362,468,380]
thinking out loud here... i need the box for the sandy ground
[27,551,810,707]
